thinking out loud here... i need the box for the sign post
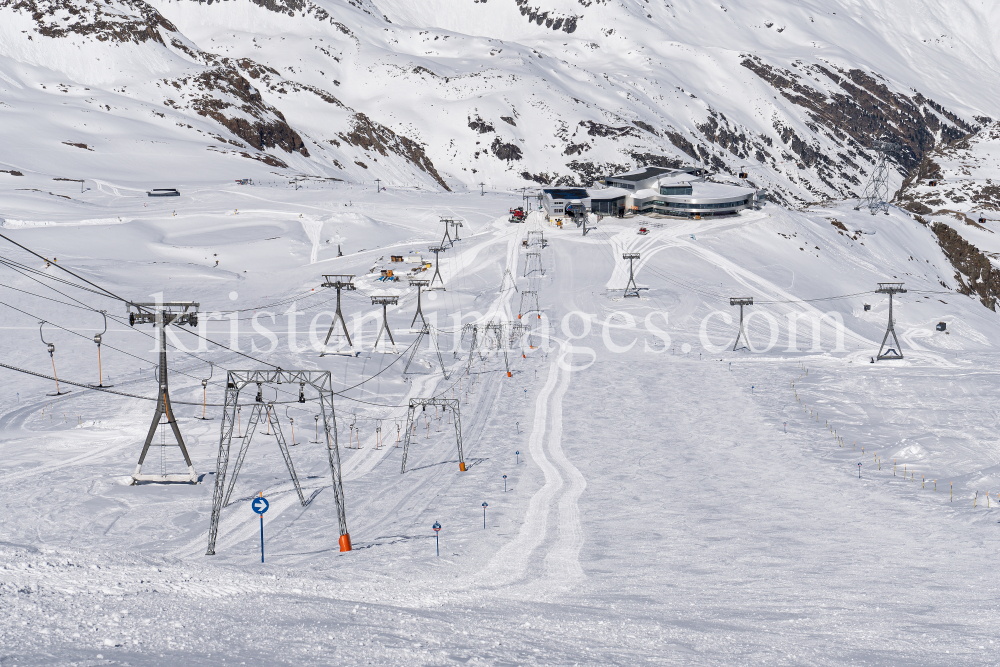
[432,521,441,557]
[482,502,488,529]
[252,493,269,563]
[503,474,507,492]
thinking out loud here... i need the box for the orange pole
[51,357,61,394]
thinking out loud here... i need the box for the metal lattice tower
[527,231,546,247]
[319,274,356,356]
[220,399,305,509]
[484,321,512,377]
[206,370,350,555]
[372,295,400,353]
[401,398,465,473]
[524,251,544,277]
[127,301,200,484]
[409,278,430,329]
[730,297,754,352]
[429,245,446,288]
[500,269,519,294]
[402,324,449,379]
[518,290,540,319]
[623,253,640,298]
[855,140,900,216]
[875,282,906,360]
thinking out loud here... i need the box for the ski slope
[1,169,1000,664]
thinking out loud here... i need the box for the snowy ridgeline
[0,175,1000,663]
[2,0,1000,205]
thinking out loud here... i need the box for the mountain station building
[541,166,762,220]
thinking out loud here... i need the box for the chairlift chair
[90,311,113,388]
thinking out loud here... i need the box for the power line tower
[623,253,640,298]
[527,231,545,247]
[500,269,519,294]
[855,140,900,215]
[127,300,200,484]
[875,282,906,360]
[319,274,356,356]
[372,295,399,353]
[428,245,446,288]
[518,290,540,319]
[401,398,465,472]
[729,297,754,352]
[408,278,430,329]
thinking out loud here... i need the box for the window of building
[660,186,693,196]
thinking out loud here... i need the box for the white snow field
[1,171,1000,665]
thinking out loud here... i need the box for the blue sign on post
[252,494,269,563]
[432,521,441,557]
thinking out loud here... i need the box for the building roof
[609,166,677,182]
[587,186,631,200]
[542,188,589,200]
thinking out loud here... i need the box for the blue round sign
[252,497,269,515]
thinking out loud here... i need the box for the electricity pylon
[855,140,899,215]
[875,283,906,360]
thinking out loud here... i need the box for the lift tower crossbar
[319,274,356,356]
[372,295,400,353]
[875,282,906,360]
[730,297,754,352]
[206,369,350,555]
[127,301,200,484]
[623,253,640,298]
[401,398,464,473]
[428,246,446,288]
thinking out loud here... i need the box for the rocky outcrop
[339,113,449,190]
[932,222,1000,310]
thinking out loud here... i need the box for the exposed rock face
[172,67,309,156]
[932,222,1000,310]
[4,0,178,44]
[513,0,579,33]
[339,113,449,190]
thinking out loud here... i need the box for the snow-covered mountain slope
[2,0,1000,202]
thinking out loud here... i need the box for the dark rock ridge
[932,222,1000,310]
[339,113,450,190]
[513,0,579,33]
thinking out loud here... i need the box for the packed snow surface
[0,169,999,665]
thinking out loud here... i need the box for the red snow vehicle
[638,227,649,235]
[509,207,526,223]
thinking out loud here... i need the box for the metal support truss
[319,275,356,356]
[524,251,544,277]
[401,398,465,473]
[403,325,449,379]
[875,283,906,360]
[372,295,399,353]
[623,253,640,298]
[855,140,900,216]
[730,297,754,352]
[409,279,430,329]
[429,246,446,288]
[518,290,540,319]
[206,370,350,555]
[127,301,199,484]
